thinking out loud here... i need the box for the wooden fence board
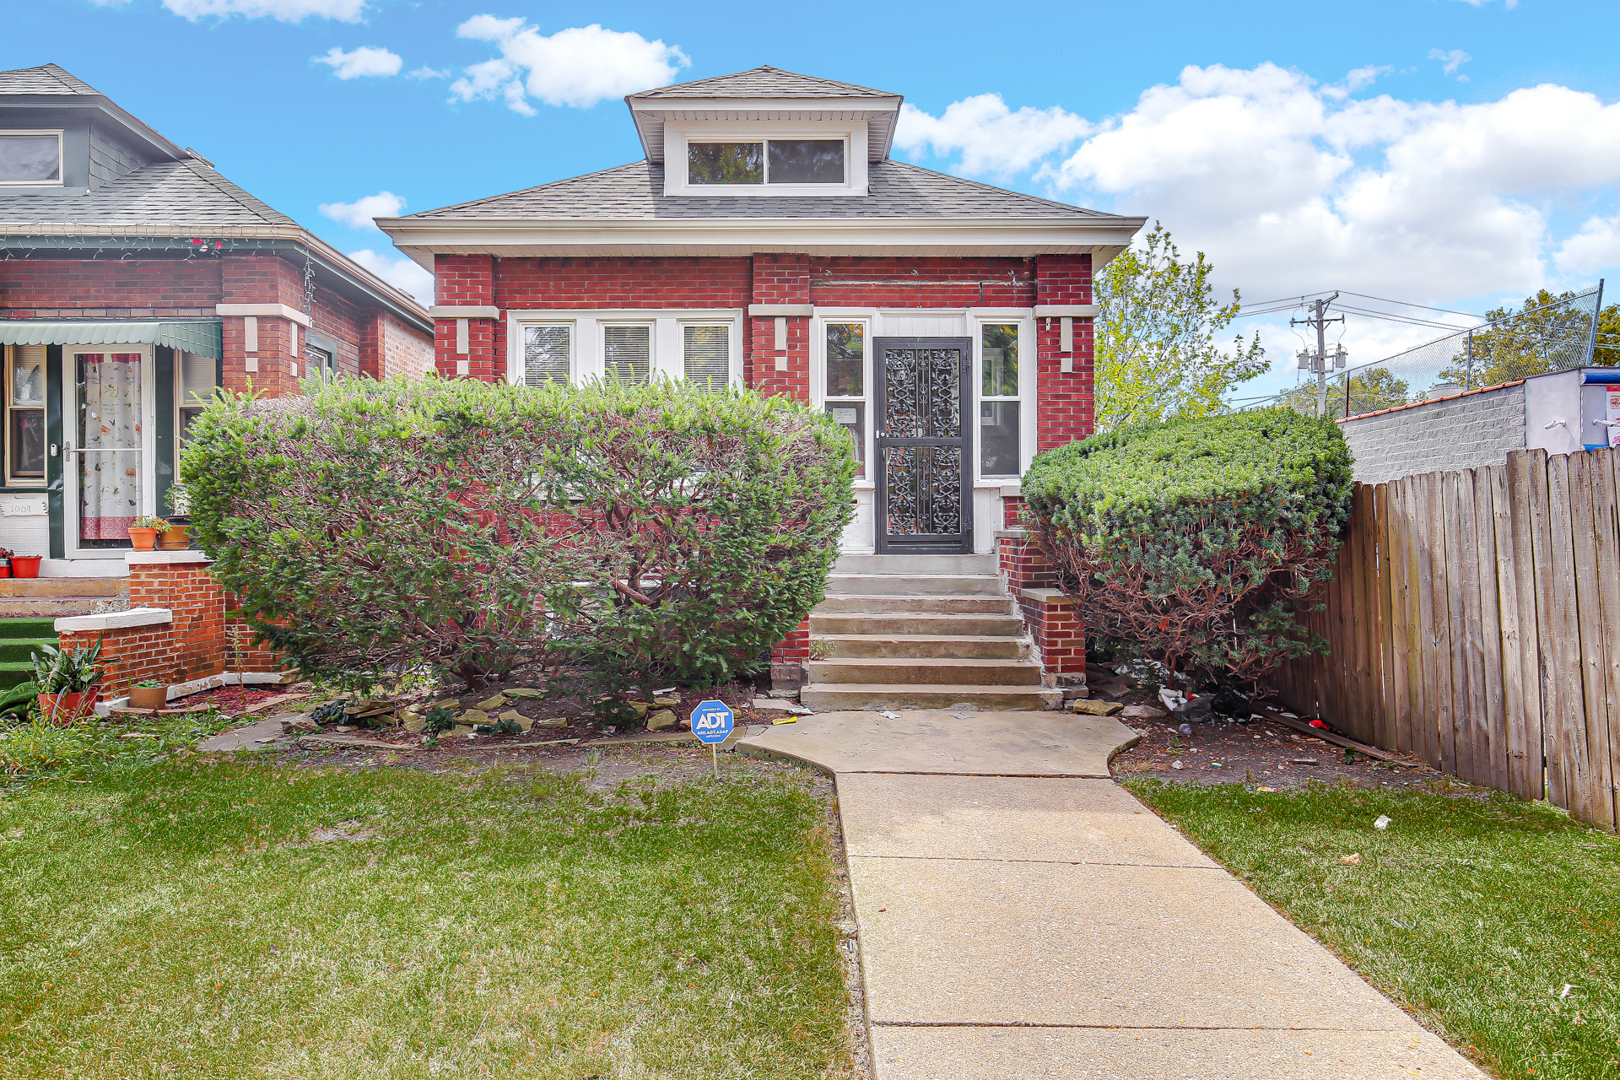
[1600,452,1620,829]
[1569,453,1616,831]
[1474,466,1509,792]
[1396,477,1424,757]
[1346,486,1376,743]
[1433,472,1461,773]
[1506,451,1546,800]
[1374,483,1398,752]
[1543,453,1584,819]
[1454,469,1490,786]
[1526,450,1559,807]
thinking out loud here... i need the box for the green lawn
[1125,779,1620,1080]
[0,760,852,1079]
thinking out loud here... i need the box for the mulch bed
[170,685,299,715]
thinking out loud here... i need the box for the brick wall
[1339,383,1527,484]
[998,529,1085,683]
[0,257,220,315]
[381,311,434,379]
[59,621,179,697]
[1034,254,1095,453]
[808,256,1035,308]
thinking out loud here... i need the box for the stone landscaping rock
[1070,698,1124,716]
[278,714,319,734]
[534,717,567,729]
[646,709,677,731]
[403,714,426,734]
[503,688,543,699]
[475,694,508,712]
[451,724,475,736]
[627,701,650,717]
[653,696,679,707]
[458,709,490,725]
[1120,704,1166,719]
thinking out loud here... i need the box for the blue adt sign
[690,700,734,744]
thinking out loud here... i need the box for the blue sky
[8,0,1620,398]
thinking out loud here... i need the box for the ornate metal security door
[873,337,973,554]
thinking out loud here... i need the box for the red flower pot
[0,562,11,579]
[39,687,100,726]
[127,528,159,551]
[11,556,41,579]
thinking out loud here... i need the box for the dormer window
[688,140,845,186]
[0,130,62,186]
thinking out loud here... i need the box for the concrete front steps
[0,576,128,619]
[801,553,1061,711]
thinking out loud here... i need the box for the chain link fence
[1244,285,1606,420]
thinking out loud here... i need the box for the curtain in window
[77,352,142,543]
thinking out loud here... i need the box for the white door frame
[63,344,156,560]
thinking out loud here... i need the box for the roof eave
[625,93,905,163]
[376,214,1147,270]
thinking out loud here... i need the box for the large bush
[1022,408,1353,684]
[180,376,856,690]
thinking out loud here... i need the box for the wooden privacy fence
[1276,447,1620,831]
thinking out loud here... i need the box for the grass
[1124,778,1620,1080]
[0,709,238,784]
[0,760,852,1079]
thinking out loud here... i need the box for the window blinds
[683,325,729,392]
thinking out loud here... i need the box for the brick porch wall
[998,528,1085,684]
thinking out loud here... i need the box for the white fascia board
[381,216,1147,265]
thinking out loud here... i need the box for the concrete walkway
[740,711,1485,1079]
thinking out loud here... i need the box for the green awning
[0,319,222,359]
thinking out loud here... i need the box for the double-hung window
[979,324,1020,477]
[603,324,652,385]
[823,322,866,476]
[523,324,571,386]
[0,131,62,187]
[5,345,46,485]
[682,324,730,392]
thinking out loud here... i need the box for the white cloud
[314,46,403,80]
[1322,64,1391,100]
[1027,63,1620,303]
[346,249,434,307]
[1454,0,1518,7]
[449,16,687,112]
[1555,214,1620,275]
[894,95,1091,179]
[409,67,451,80]
[1429,48,1472,80]
[161,0,365,21]
[319,191,406,231]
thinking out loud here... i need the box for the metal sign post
[690,699,735,780]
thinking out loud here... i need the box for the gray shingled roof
[631,66,896,100]
[0,63,101,97]
[408,160,1116,222]
[0,158,295,230]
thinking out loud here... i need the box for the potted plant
[127,515,170,552]
[158,487,191,550]
[128,679,167,711]
[0,548,13,579]
[10,554,42,578]
[32,636,106,726]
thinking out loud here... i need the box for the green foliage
[0,708,232,782]
[421,705,456,735]
[30,637,105,694]
[1440,289,1618,387]
[1095,222,1267,430]
[180,375,855,691]
[1281,366,1412,420]
[1023,408,1353,683]
[0,680,37,720]
[131,515,170,532]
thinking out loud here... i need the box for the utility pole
[1293,293,1346,418]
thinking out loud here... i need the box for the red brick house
[381,67,1143,702]
[0,63,432,703]
[0,64,433,575]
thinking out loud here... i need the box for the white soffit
[630,97,902,163]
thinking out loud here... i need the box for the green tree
[1439,289,1617,388]
[1095,222,1266,430]
[1278,366,1410,419]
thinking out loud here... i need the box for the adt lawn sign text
[691,700,734,779]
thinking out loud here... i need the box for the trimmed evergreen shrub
[180,376,856,690]
[1022,408,1353,684]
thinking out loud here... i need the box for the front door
[66,347,152,558]
[873,337,973,554]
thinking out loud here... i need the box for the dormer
[626,66,902,198]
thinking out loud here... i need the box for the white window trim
[506,309,743,389]
[515,321,577,387]
[810,313,873,483]
[971,312,1036,482]
[0,129,64,188]
[662,120,869,198]
[3,344,47,488]
[64,344,157,561]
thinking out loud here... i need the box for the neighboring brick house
[381,67,1143,697]
[379,66,1143,559]
[0,64,433,574]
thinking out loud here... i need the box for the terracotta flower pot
[127,528,159,551]
[11,556,41,578]
[127,686,168,710]
[0,562,10,579]
[156,524,189,551]
[39,687,99,726]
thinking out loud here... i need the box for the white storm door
[65,347,154,558]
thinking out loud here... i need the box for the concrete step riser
[813,636,1028,660]
[0,579,127,598]
[0,598,127,618]
[828,574,1005,596]
[810,614,1025,636]
[808,659,1043,687]
[833,554,999,576]
[814,595,1017,616]
[799,684,1061,711]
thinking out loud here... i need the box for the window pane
[11,345,44,406]
[683,325,729,392]
[768,140,844,184]
[980,401,1020,477]
[825,401,864,477]
[9,409,43,479]
[603,325,652,384]
[0,134,59,183]
[825,323,863,397]
[178,408,204,449]
[180,352,216,405]
[524,325,571,386]
[982,324,1018,397]
[688,142,763,185]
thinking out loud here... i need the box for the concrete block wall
[1340,383,1526,485]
